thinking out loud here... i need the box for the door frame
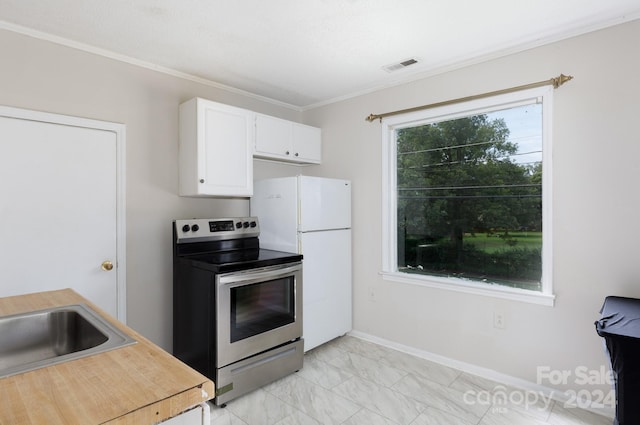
[0,105,127,322]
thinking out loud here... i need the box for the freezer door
[300,229,352,351]
[299,176,351,232]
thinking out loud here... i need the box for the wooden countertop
[0,289,214,425]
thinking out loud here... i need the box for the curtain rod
[365,74,573,123]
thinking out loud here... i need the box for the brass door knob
[101,261,114,271]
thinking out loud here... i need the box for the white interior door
[0,107,125,320]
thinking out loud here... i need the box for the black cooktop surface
[183,248,302,273]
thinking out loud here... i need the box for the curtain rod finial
[553,74,573,88]
[366,113,380,122]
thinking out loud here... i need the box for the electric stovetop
[183,248,302,273]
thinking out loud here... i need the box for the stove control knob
[236,222,242,229]
[243,221,249,228]
[182,225,191,232]
[192,224,200,232]
[250,221,257,228]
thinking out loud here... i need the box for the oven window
[230,277,295,343]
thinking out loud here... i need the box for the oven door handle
[218,263,302,286]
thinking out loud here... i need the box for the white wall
[304,18,640,398]
[0,29,301,350]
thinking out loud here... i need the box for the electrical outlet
[493,312,505,329]
[368,286,376,302]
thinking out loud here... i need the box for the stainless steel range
[172,217,303,406]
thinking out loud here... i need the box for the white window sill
[381,271,555,306]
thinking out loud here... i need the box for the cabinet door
[255,114,322,164]
[292,123,321,163]
[200,101,254,196]
[179,98,254,197]
[255,114,292,161]
[160,403,209,424]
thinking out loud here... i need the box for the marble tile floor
[209,336,613,425]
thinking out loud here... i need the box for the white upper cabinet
[254,114,321,164]
[179,98,254,197]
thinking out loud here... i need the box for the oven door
[215,262,302,367]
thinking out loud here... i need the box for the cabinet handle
[295,152,299,157]
[200,179,205,183]
[285,151,290,155]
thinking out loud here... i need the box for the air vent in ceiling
[382,58,419,73]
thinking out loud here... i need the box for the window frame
[381,86,555,306]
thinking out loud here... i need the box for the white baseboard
[347,330,615,419]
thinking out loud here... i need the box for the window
[382,86,554,305]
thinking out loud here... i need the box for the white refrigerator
[251,175,352,351]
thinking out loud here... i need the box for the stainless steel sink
[0,303,136,379]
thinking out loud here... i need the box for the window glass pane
[396,103,542,291]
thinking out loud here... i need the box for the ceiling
[1,0,639,109]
